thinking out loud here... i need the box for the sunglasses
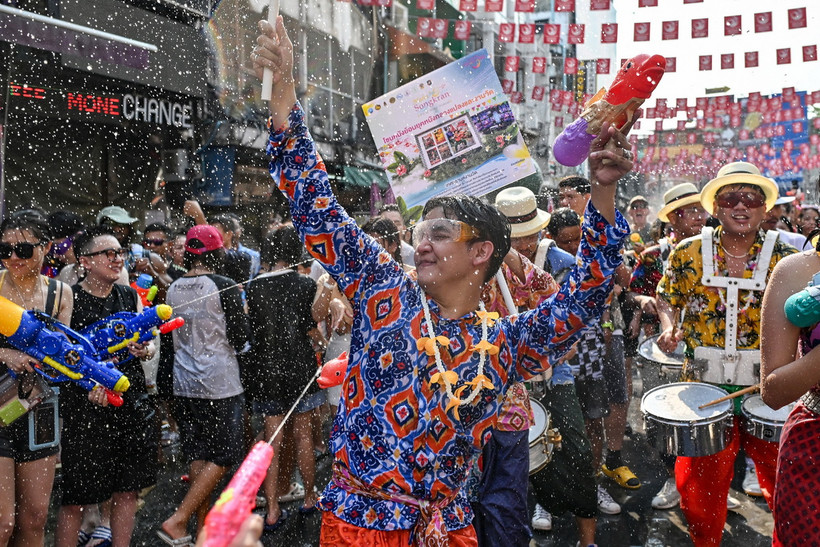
[0,241,46,260]
[411,218,479,248]
[82,248,127,261]
[142,238,167,247]
[715,191,766,210]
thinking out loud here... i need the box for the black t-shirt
[245,270,318,404]
[65,284,148,424]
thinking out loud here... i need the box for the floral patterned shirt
[482,251,560,431]
[657,228,796,355]
[268,103,628,532]
[629,238,675,298]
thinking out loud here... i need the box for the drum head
[641,382,730,422]
[741,394,794,424]
[638,335,686,367]
[528,400,548,444]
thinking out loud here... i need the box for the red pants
[319,511,479,547]
[675,417,778,547]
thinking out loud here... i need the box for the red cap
[185,225,223,255]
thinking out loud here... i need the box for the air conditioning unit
[388,2,409,32]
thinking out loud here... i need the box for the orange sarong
[320,512,478,547]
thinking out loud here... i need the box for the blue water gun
[79,304,184,361]
[0,295,130,406]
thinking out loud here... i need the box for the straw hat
[494,187,551,238]
[657,183,702,222]
[700,162,778,215]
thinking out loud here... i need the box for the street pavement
[45,365,774,546]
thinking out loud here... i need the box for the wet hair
[144,223,172,237]
[183,248,225,272]
[547,208,581,236]
[73,226,117,256]
[378,204,401,216]
[363,217,402,264]
[260,225,303,267]
[48,211,84,239]
[210,214,239,233]
[648,219,667,243]
[1,210,52,242]
[558,176,591,194]
[422,195,510,283]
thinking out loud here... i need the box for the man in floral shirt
[656,163,795,547]
[254,18,632,546]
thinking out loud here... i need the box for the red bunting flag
[687,106,696,118]
[754,12,772,33]
[416,0,434,9]
[812,91,820,103]
[683,0,702,3]
[504,56,520,72]
[639,0,657,6]
[677,120,686,131]
[692,18,708,38]
[634,22,651,41]
[676,98,688,110]
[460,0,477,10]
[699,55,712,71]
[454,20,471,40]
[532,57,547,73]
[498,23,515,42]
[510,91,524,104]
[590,0,610,10]
[601,23,618,43]
[568,24,585,44]
[555,117,564,128]
[665,57,676,72]
[724,15,741,36]
[804,45,818,62]
[515,0,535,12]
[544,24,561,44]
[777,48,791,64]
[656,98,666,109]
[431,19,448,39]
[661,20,678,40]
[485,0,503,11]
[501,79,514,94]
[564,57,578,74]
[532,86,545,101]
[561,91,573,105]
[554,0,575,12]
[519,23,536,43]
[596,58,611,74]
[417,17,433,37]
[745,51,759,67]
[655,121,663,131]
[793,121,804,133]
[721,53,734,69]
[788,7,807,29]
[646,107,657,118]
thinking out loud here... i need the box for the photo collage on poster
[415,114,482,170]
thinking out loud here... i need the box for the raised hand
[253,16,296,120]
[588,122,634,187]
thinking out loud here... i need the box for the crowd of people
[0,14,818,547]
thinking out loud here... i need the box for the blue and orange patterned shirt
[267,103,628,532]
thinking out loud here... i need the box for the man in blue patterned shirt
[253,17,633,546]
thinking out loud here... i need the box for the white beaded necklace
[419,290,497,419]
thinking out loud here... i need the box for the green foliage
[397,196,424,225]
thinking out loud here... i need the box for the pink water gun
[553,54,666,166]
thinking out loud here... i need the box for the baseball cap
[185,225,223,255]
[96,206,138,226]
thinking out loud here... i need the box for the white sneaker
[531,503,552,531]
[597,485,621,515]
[727,494,741,510]
[651,478,681,509]
[742,464,763,497]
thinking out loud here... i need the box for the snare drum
[528,400,558,474]
[638,335,686,393]
[641,382,733,457]
[741,394,794,443]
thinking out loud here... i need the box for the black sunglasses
[82,248,127,261]
[142,238,167,247]
[0,241,46,260]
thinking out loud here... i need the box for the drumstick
[261,0,280,102]
[698,384,759,409]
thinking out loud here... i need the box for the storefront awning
[343,165,390,190]
[0,4,157,69]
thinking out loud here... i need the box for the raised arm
[254,18,404,303]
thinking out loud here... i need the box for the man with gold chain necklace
[254,18,632,546]
[657,162,796,547]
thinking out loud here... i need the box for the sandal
[156,529,194,546]
[87,526,112,547]
[77,529,92,547]
[278,482,305,503]
[602,464,641,489]
[263,508,290,532]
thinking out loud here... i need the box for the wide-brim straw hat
[495,187,550,238]
[700,162,778,215]
[657,183,702,222]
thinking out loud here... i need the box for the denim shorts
[251,389,326,417]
